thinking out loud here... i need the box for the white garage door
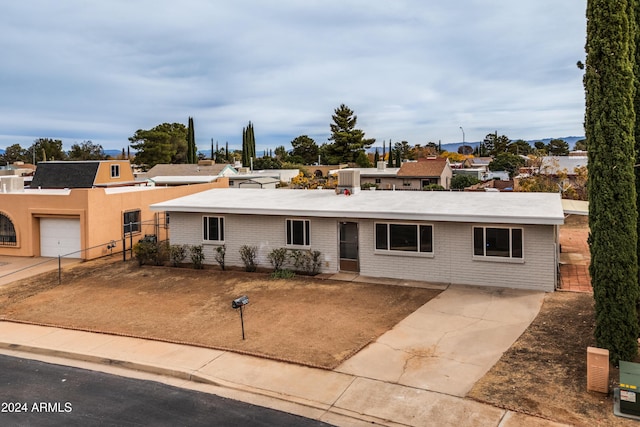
[40,218,81,258]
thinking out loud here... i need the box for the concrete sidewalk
[0,283,568,426]
[0,255,81,287]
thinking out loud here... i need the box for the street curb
[0,342,394,426]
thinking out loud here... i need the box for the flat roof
[151,188,565,225]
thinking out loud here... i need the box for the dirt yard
[470,215,638,426]
[0,216,636,425]
[0,258,440,369]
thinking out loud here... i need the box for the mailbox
[232,295,249,309]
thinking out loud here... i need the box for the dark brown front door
[339,222,359,272]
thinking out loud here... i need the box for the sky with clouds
[0,1,586,153]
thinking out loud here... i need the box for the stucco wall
[0,179,228,259]
[168,211,558,291]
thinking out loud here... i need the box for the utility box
[587,347,609,393]
[619,361,640,416]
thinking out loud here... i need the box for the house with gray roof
[151,181,564,291]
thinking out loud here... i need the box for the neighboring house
[396,157,453,189]
[0,162,229,259]
[141,163,238,184]
[151,182,564,292]
[30,160,137,188]
[237,177,280,189]
[229,169,300,187]
[539,156,587,176]
[355,158,453,190]
[462,157,492,171]
[347,162,401,190]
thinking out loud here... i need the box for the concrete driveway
[0,256,82,287]
[335,284,545,397]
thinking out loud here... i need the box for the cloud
[0,1,586,153]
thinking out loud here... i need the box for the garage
[40,218,81,258]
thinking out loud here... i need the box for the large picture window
[375,223,433,253]
[123,210,141,234]
[473,226,523,258]
[286,219,310,246]
[203,216,224,242]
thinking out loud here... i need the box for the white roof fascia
[151,189,564,225]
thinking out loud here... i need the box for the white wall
[169,212,558,291]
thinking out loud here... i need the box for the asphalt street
[0,354,332,426]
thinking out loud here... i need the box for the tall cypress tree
[387,141,393,167]
[585,0,639,363]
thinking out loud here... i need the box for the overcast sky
[0,1,586,153]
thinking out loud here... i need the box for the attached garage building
[39,217,82,258]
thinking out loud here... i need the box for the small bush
[189,245,205,269]
[239,245,258,272]
[267,247,288,271]
[270,269,295,279]
[169,244,188,267]
[132,241,157,266]
[214,245,226,271]
[289,249,323,276]
[423,184,445,191]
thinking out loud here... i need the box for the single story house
[352,157,453,190]
[151,186,564,292]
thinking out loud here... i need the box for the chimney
[336,169,360,195]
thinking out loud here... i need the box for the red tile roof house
[356,157,453,191]
[151,176,564,292]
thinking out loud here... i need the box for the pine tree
[585,0,639,363]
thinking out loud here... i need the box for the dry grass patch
[0,257,440,369]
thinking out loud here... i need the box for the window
[375,223,433,253]
[123,210,141,234]
[111,164,120,178]
[0,213,17,246]
[286,219,310,246]
[375,178,381,184]
[473,226,523,258]
[402,179,412,187]
[203,216,224,242]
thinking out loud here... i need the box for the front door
[339,222,359,272]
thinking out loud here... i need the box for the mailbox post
[231,296,249,340]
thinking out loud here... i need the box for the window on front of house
[203,216,224,242]
[0,213,17,246]
[473,226,523,258]
[111,164,120,178]
[286,219,310,246]
[375,223,433,253]
[123,210,141,234]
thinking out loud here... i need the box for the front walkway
[558,218,592,293]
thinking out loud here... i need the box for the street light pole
[459,126,465,144]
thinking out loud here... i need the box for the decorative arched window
[0,213,17,246]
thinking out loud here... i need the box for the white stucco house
[150,185,564,292]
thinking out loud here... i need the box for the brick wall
[169,212,558,291]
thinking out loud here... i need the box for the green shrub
[239,245,258,272]
[214,245,226,271]
[289,249,322,276]
[423,184,445,191]
[169,244,188,267]
[270,269,295,279]
[133,241,158,266]
[189,245,205,269]
[267,247,288,271]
